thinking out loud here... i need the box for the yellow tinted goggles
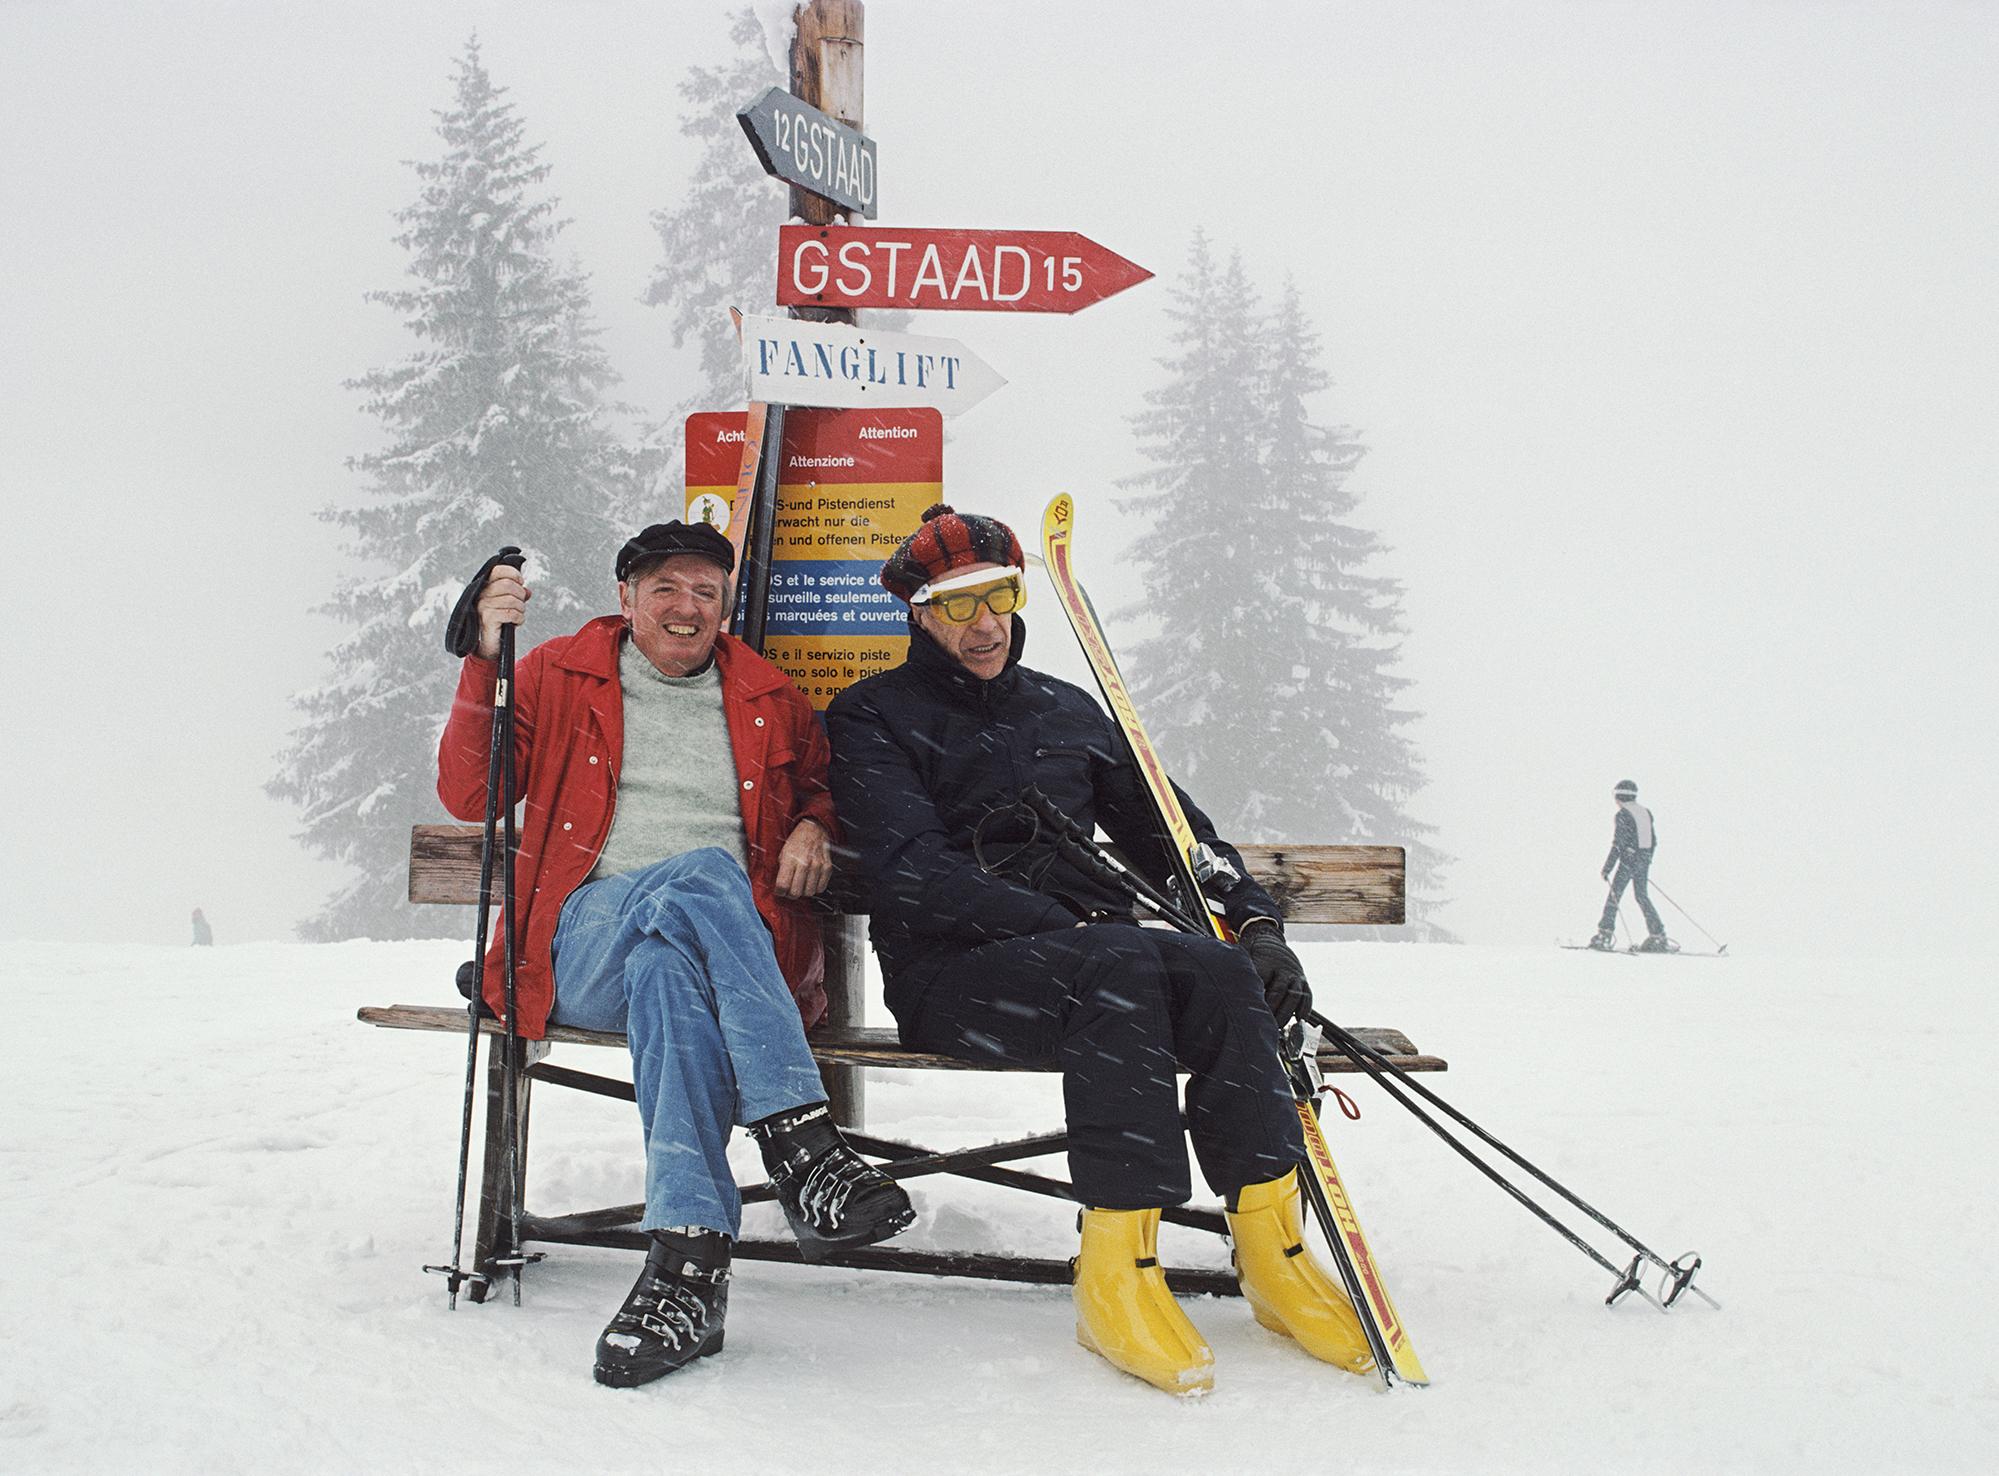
[914,573,1026,624]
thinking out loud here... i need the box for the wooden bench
[362,825,1443,1299]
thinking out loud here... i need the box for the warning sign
[686,407,942,708]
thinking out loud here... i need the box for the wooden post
[789,0,867,1129]
[788,0,863,327]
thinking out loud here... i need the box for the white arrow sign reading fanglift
[739,312,1005,417]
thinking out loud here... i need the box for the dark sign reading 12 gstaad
[777,226,1151,313]
[736,87,878,219]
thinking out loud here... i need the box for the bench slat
[409,824,1406,925]
[357,1003,1446,1074]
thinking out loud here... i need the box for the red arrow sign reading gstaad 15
[777,226,1152,314]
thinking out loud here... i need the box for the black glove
[444,546,525,658]
[1240,918,1311,1026]
[453,958,496,1019]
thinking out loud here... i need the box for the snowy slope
[3,939,1993,1473]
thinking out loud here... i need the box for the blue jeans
[550,848,826,1236]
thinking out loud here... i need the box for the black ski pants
[897,923,1303,1209]
[1599,851,1665,936]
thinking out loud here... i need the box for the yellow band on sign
[761,636,909,709]
[769,481,942,562]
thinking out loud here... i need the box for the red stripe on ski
[1043,527,1203,895]
[1298,1101,1408,1353]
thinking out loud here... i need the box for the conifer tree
[270,38,630,940]
[1118,236,1452,937]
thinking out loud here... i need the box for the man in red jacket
[438,521,913,1388]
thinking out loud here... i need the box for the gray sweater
[587,642,749,883]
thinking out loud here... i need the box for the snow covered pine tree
[270,38,633,941]
[1116,233,1451,938]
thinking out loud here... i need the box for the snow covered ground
[3,937,1993,1473]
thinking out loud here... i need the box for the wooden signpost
[723,0,1148,1127]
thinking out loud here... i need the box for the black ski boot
[1589,929,1617,952]
[1637,934,1677,954]
[751,1102,916,1261]
[593,1227,730,1388]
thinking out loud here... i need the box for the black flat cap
[615,520,736,581]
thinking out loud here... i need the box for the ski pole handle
[445,546,527,658]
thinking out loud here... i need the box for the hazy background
[4,0,1993,956]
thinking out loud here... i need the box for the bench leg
[468,1033,541,1302]
[820,915,867,1129]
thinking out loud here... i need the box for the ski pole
[1016,786,1208,934]
[1593,872,1626,948]
[425,547,525,1306]
[422,669,504,1307]
[1308,1011,1717,1310]
[1648,881,1727,954]
[497,617,526,1305]
[1276,1028,1406,1378]
[1601,867,1637,940]
[1306,1014,1661,1307]
[484,618,546,1303]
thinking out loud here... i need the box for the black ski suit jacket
[825,617,1280,1017]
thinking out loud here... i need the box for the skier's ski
[1560,942,1724,958]
[1039,493,1428,1390]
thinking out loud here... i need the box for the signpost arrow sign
[738,312,1005,417]
[777,226,1153,314]
[737,86,878,219]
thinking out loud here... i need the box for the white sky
[3,1,1994,955]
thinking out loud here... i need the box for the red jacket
[437,616,837,1039]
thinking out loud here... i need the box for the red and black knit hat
[879,503,1025,602]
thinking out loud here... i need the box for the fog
[4,0,1993,956]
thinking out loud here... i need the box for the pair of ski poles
[1010,785,1717,1312]
[1600,870,1729,954]
[426,549,537,1308]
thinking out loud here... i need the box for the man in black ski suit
[1594,778,1671,951]
[825,503,1376,1397]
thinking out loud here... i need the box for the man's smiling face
[619,553,728,676]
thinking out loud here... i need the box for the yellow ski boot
[1073,1207,1215,1396]
[1227,1172,1376,1375]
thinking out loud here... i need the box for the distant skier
[191,908,213,947]
[1593,780,1671,951]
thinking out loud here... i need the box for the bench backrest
[409,824,1404,926]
